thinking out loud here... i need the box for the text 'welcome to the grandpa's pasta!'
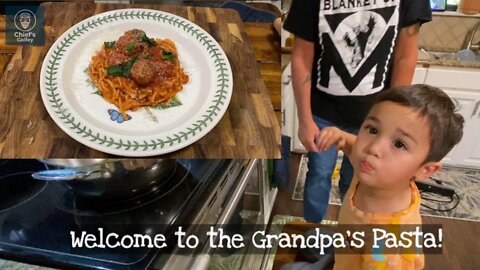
[70,225,443,255]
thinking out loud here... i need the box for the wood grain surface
[245,22,281,123]
[0,2,281,159]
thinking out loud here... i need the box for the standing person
[283,0,432,222]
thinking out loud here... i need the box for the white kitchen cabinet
[424,66,480,168]
[412,65,428,84]
[281,63,295,138]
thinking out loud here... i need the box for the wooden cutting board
[0,2,280,158]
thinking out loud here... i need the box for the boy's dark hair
[372,84,464,163]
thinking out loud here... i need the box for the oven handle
[216,159,257,225]
[189,159,258,270]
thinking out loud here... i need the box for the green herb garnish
[106,56,139,77]
[126,41,136,54]
[161,51,176,61]
[104,41,115,48]
[154,96,182,109]
[139,33,156,46]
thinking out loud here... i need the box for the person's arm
[390,23,420,87]
[315,127,356,156]
[291,36,320,152]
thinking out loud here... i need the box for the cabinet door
[281,63,295,138]
[412,66,428,84]
[425,67,480,168]
[440,90,480,167]
[461,100,480,167]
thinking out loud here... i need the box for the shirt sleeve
[399,0,432,28]
[283,0,320,42]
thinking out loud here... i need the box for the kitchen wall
[419,13,480,52]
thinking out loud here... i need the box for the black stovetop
[0,159,232,270]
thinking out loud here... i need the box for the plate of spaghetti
[40,9,233,156]
[89,29,190,118]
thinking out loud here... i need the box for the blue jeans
[304,115,358,223]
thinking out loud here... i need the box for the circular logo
[14,9,36,32]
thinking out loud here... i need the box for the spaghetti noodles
[88,29,189,118]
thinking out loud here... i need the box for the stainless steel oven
[155,159,277,270]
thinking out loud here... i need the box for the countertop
[417,58,480,69]
[0,2,281,159]
[417,47,480,68]
[281,46,480,70]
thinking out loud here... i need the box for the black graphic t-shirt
[284,0,431,128]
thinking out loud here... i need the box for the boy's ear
[415,162,442,180]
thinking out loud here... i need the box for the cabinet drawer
[425,67,480,90]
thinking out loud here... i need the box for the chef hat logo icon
[14,9,36,32]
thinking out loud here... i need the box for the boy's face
[351,101,441,189]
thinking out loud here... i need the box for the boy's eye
[362,124,378,135]
[394,140,407,150]
[368,127,377,134]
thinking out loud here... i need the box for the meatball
[107,51,130,66]
[156,58,176,79]
[127,29,145,37]
[130,59,156,86]
[115,29,148,56]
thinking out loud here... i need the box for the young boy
[314,84,464,269]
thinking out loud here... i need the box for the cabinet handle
[282,109,286,126]
[472,101,480,119]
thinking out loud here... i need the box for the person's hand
[315,126,346,152]
[298,120,321,152]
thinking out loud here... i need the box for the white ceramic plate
[40,9,233,156]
